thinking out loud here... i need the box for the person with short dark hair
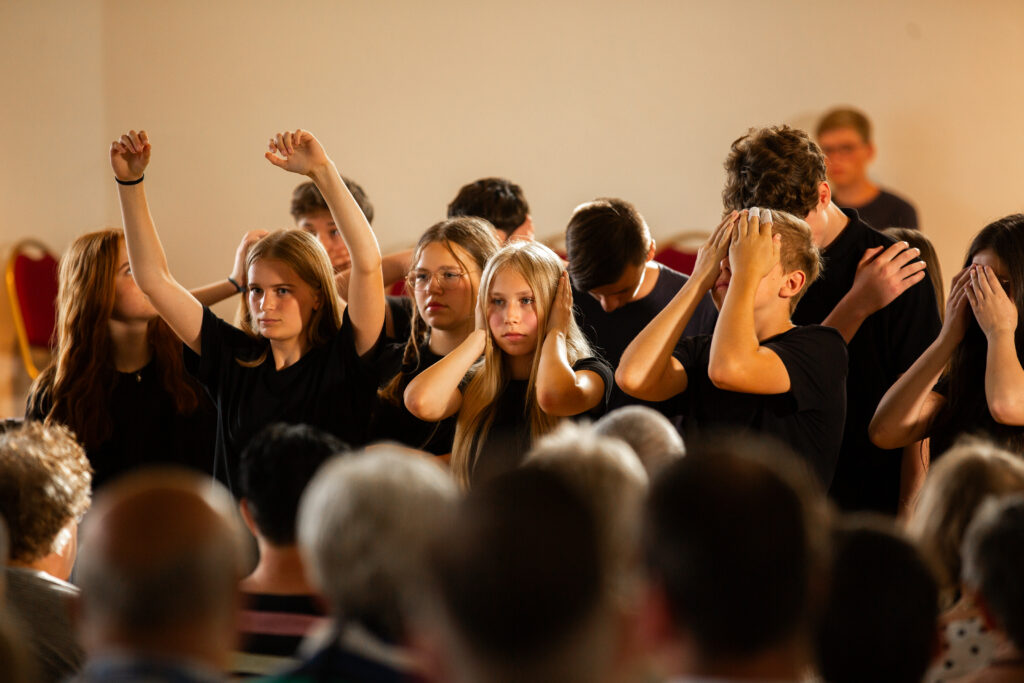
[642,436,826,681]
[815,518,939,683]
[0,421,91,682]
[232,424,346,678]
[959,494,1024,682]
[290,178,414,340]
[816,107,919,230]
[447,177,534,242]
[566,198,717,418]
[420,467,626,683]
[618,209,847,485]
[722,124,941,513]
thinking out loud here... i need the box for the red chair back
[6,240,59,379]
[654,245,698,275]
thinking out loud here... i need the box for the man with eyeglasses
[816,107,919,230]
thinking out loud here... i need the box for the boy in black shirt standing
[617,209,847,485]
[565,198,717,415]
[721,125,941,513]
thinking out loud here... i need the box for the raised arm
[404,328,486,421]
[967,264,1024,424]
[616,213,735,401]
[191,230,269,306]
[111,130,204,353]
[536,273,605,416]
[707,209,792,394]
[822,241,927,343]
[265,130,384,356]
[869,269,970,448]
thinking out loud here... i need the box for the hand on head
[110,129,151,182]
[693,211,738,287]
[847,241,928,317]
[966,263,1018,338]
[545,271,573,336]
[728,208,780,280]
[230,230,270,286]
[941,267,972,343]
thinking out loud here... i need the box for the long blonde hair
[450,241,593,487]
[236,230,343,366]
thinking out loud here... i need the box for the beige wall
[3,0,1024,415]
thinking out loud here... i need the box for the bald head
[76,469,243,654]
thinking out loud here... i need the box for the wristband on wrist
[227,276,244,294]
[114,175,144,186]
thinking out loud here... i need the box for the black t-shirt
[386,295,413,342]
[368,340,456,455]
[671,325,848,485]
[469,356,614,487]
[793,209,941,513]
[839,188,918,231]
[572,263,718,414]
[26,361,218,491]
[184,306,380,493]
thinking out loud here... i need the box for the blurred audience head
[525,421,648,597]
[594,405,685,475]
[447,177,532,242]
[961,493,1024,654]
[423,467,620,683]
[75,468,246,670]
[815,516,939,683]
[907,439,1024,606]
[643,435,827,676]
[239,422,347,546]
[0,421,91,580]
[297,447,457,643]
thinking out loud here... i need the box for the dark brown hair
[290,177,374,224]
[565,198,651,292]
[447,177,529,234]
[722,125,827,219]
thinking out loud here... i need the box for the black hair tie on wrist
[227,276,244,294]
[115,174,144,185]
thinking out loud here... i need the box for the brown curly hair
[722,125,827,219]
[0,421,92,563]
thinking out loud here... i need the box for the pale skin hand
[110,130,204,353]
[967,264,1024,424]
[265,129,385,356]
[190,230,268,307]
[536,272,605,416]
[615,214,736,401]
[823,241,928,343]
[708,209,791,395]
[868,269,971,448]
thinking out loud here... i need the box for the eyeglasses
[405,269,469,291]
[820,143,866,158]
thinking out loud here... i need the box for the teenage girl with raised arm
[109,128,385,489]
[404,240,612,487]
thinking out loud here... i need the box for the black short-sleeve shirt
[26,362,217,491]
[671,325,848,486]
[184,306,380,492]
[792,209,941,513]
[839,188,919,231]
[572,263,718,415]
[368,341,456,455]
[468,356,614,487]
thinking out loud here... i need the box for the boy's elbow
[707,356,742,392]
[615,365,650,400]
